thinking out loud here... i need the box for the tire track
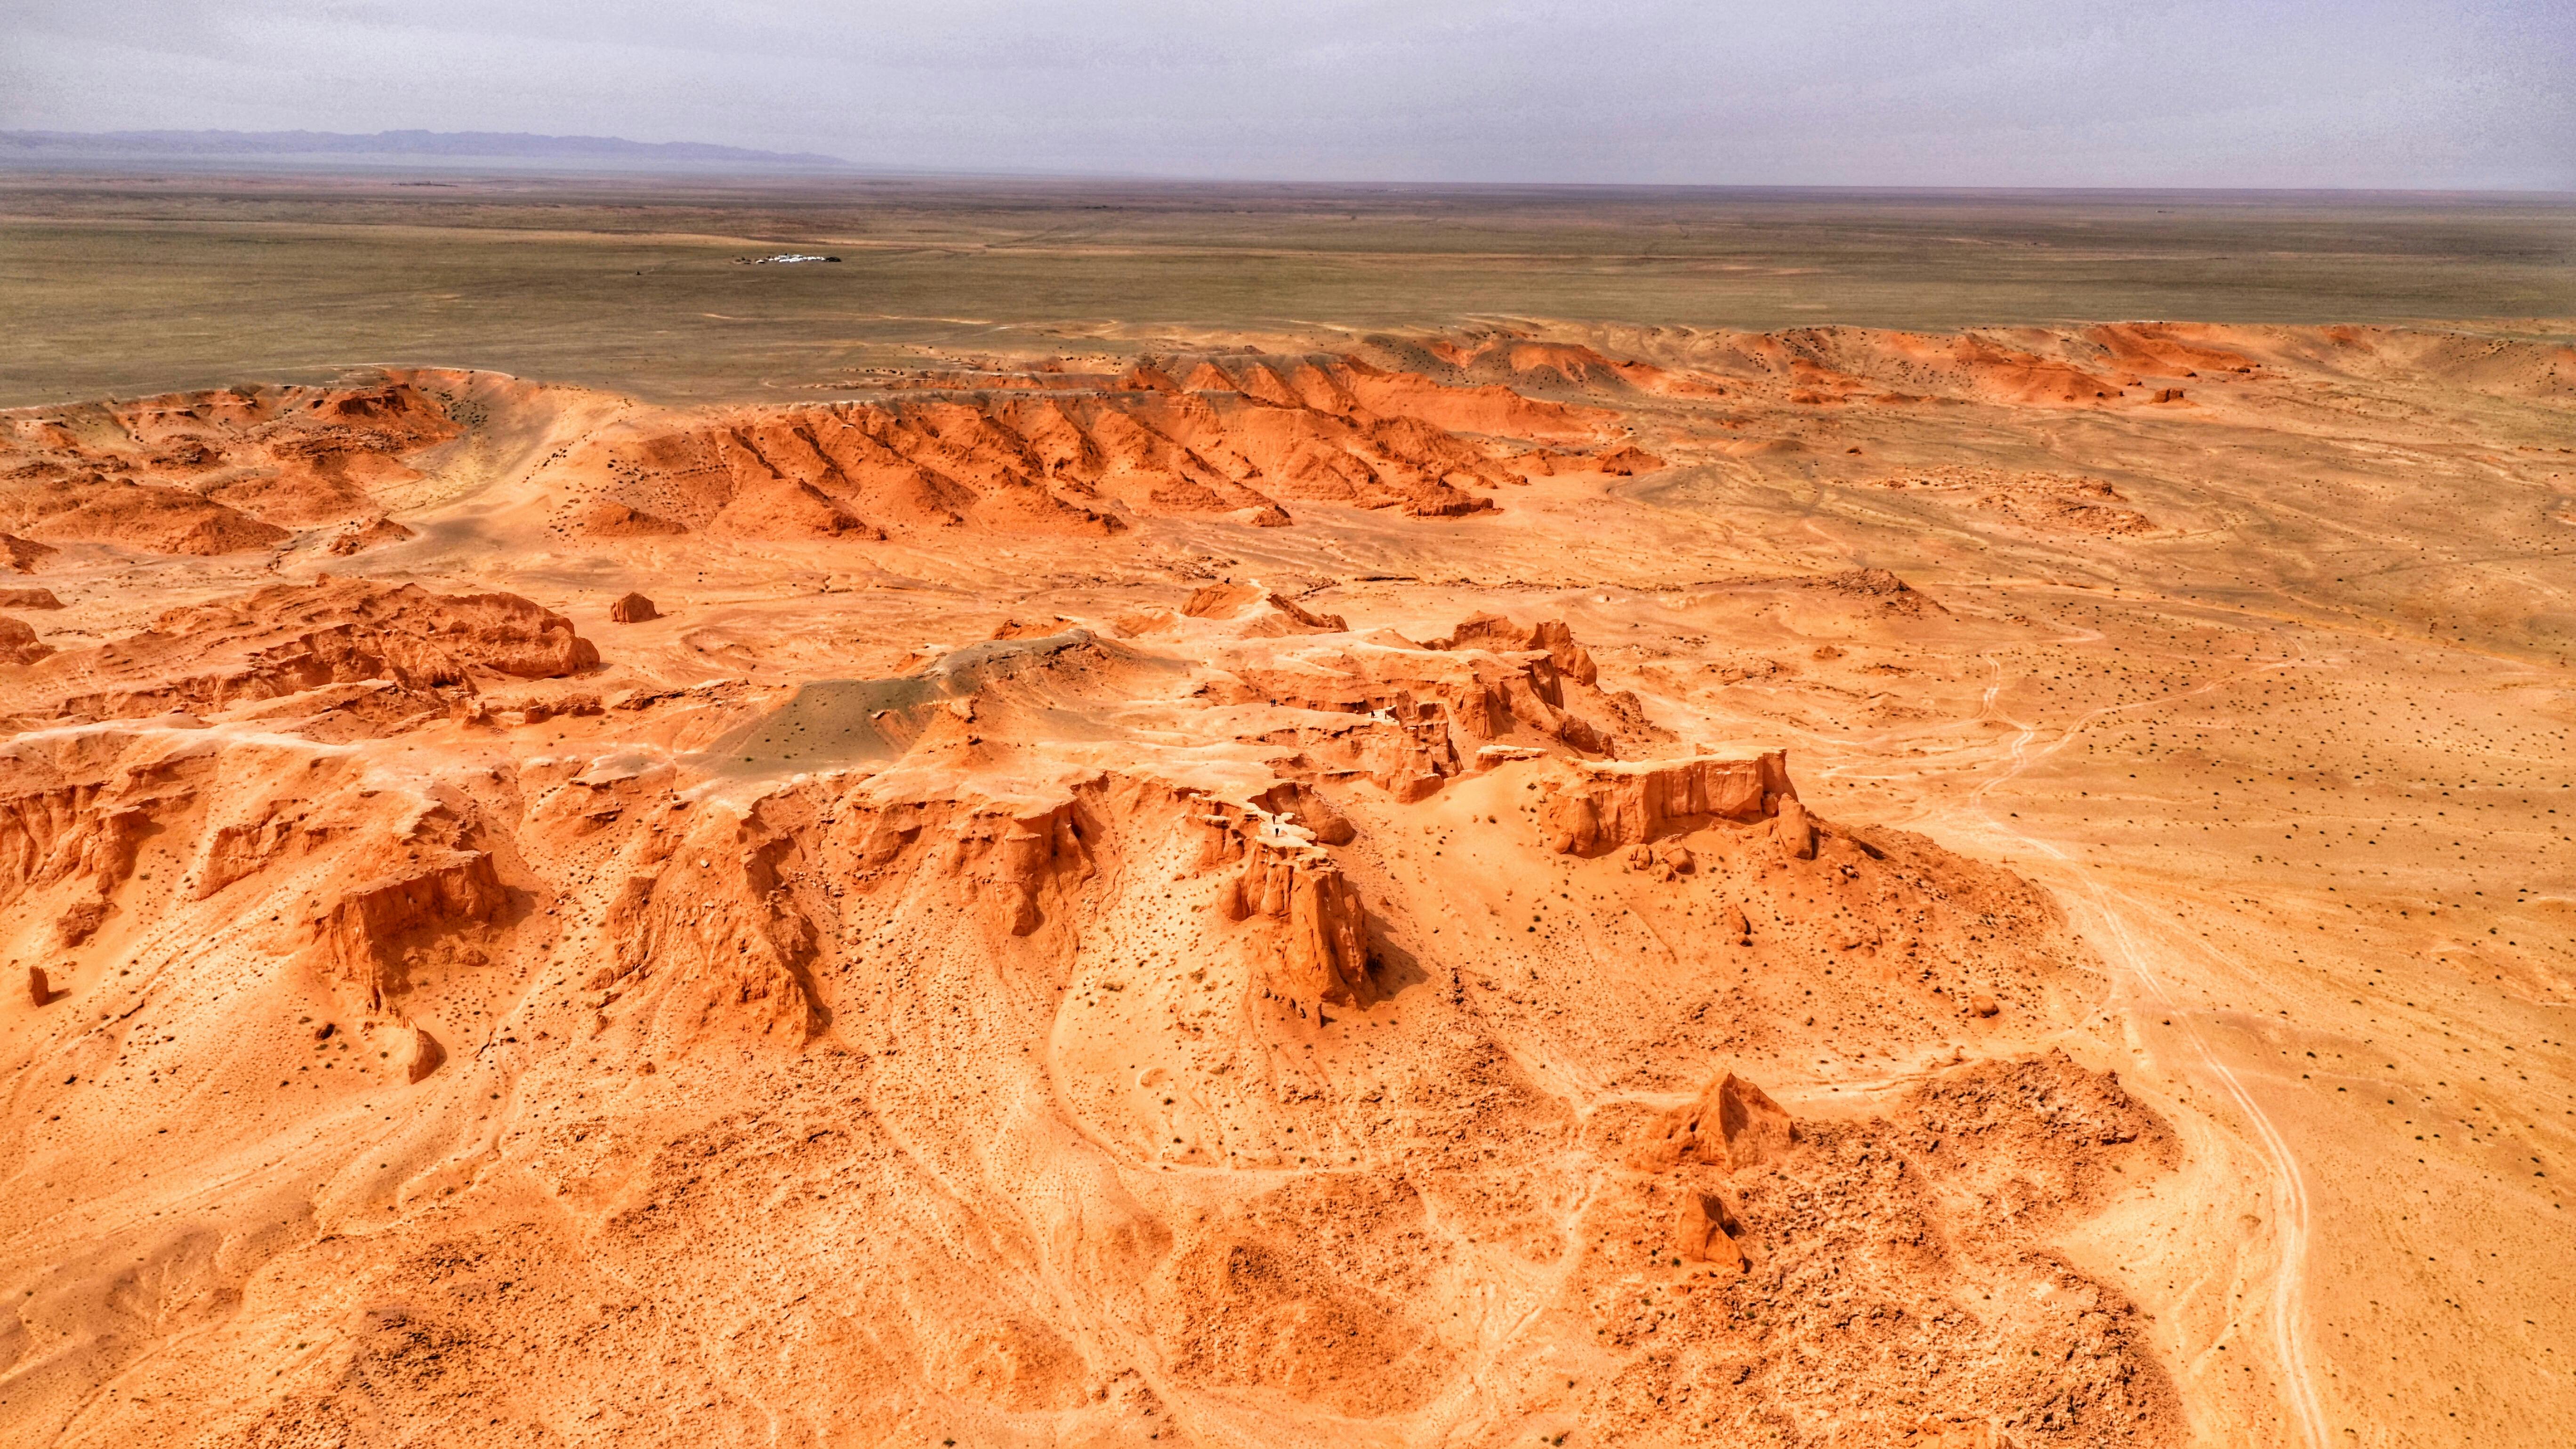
[1943,661,2330,1449]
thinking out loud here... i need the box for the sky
[3,0,2571,188]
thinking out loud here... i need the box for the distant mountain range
[0,129,852,170]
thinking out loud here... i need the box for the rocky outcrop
[1218,824,1374,1013]
[1772,794,1814,859]
[1182,582,1346,634]
[570,500,687,537]
[0,379,459,554]
[0,589,61,610]
[546,353,1632,542]
[9,484,290,556]
[403,1024,445,1083]
[1538,752,1795,855]
[609,592,659,623]
[1430,612,1598,685]
[1249,781,1356,845]
[0,535,53,573]
[600,820,821,1042]
[1213,623,1622,787]
[1256,714,1461,803]
[306,849,508,1011]
[1674,1188,1753,1274]
[54,896,110,947]
[325,517,416,555]
[1630,1071,1798,1172]
[194,812,311,900]
[14,578,598,723]
[993,800,1096,936]
[0,783,154,902]
[0,616,48,666]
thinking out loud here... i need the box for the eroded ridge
[0,559,2197,1448]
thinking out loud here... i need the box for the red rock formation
[609,592,659,623]
[9,483,288,555]
[0,783,153,902]
[1674,1188,1753,1273]
[305,849,508,1011]
[600,817,821,1043]
[403,1023,445,1083]
[1182,582,1347,634]
[569,500,687,537]
[9,578,598,723]
[1221,825,1373,1012]
[1216,628,1618,774]
[325,517,416,555]
[0,380,460,554]
[1587,443,1666,475]
[0,616,48,666]
[1430,612,1599,685]
[0,589,61,610]
[0,535,52,573]
[547,354,1633,541]
[1249,780,1357,845]
[1773,794,1814,860]
[194,811,310,900]
[54,897,110,947]
[1538,752,1795,855]
[992,800,1095,936]
[1630,1071,1798,1172]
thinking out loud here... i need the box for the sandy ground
[0,314,2568,1448]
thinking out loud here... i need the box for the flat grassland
[4,174,2570,405]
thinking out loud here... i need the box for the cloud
[3,0,2569,186]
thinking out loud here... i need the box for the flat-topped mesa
[1212,811,1374,1014]
[1538,751,1796,855]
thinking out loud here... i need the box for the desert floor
[0,178,2568,1448]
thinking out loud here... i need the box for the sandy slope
[0,321,2568,1448]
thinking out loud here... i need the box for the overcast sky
[4,1,2570,188]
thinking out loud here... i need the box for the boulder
[404,1024,444,1083]
[610,592,659,624]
